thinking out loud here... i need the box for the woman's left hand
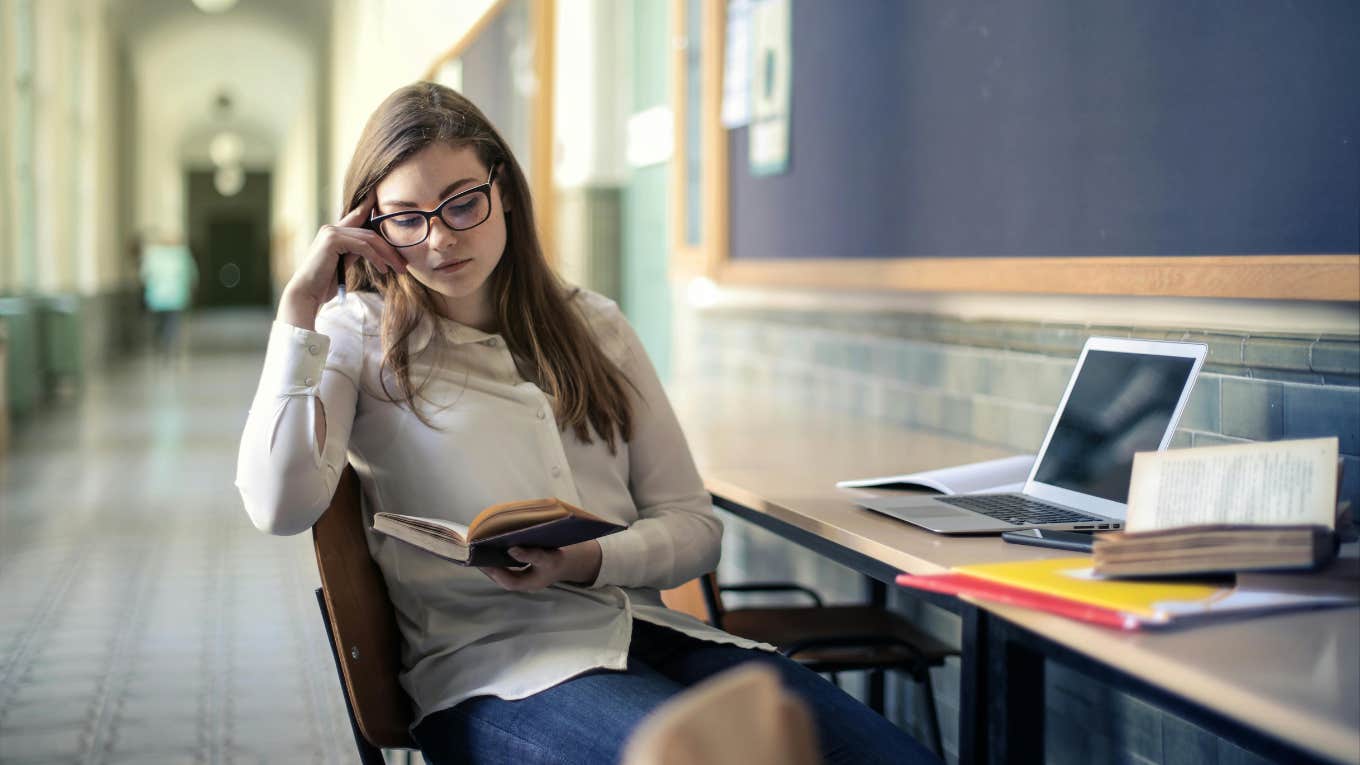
[478,540,602,592]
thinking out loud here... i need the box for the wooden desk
[672,387,1360,765]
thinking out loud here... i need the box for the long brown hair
[341,82,634,452]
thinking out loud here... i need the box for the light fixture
[214,164,245,197]
[209,131,244,167]
[191,0,239,13]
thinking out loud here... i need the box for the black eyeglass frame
[368,163,501,248]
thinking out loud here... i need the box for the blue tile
[1162,715,1217,765]
[1220,378,1284,440]
[1243,336,1313,372]
[1311,340,1360,376]
[1184,332,1247,369]
[1281,383,1360,455]
[1341,455,1360,510]
[1180,376,1222,432]
[1114,695,1163,762]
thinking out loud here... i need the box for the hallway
[0,310,360,765]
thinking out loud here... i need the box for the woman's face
[374,143,508,321]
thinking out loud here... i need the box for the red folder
[895,572,1144,631]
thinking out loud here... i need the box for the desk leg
[985,618,1045,765]
[957,605,987,765]
[866,577,887,712]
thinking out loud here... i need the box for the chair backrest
[660,573,724,625]
[621,664,820,765]
[312,465,416,749]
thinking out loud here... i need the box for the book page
[836,454,1034,494]
[1125,437,1339,532]
[376,512,470,542]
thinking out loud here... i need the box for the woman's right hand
[278,190,408,329]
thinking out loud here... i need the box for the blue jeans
[413,619,939,765]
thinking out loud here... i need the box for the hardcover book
[372,498,625,569]
[1092,437,1343,577]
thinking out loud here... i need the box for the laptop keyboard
[937,495,1104,526]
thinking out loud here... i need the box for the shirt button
[537,408,546,420]
[307,343,319,355]
[486,338,499,347]
[304,376,315,386]
[551,466,562,478]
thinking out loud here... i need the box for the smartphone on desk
[1000,528,1096,554]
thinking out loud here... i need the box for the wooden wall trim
[422,0,555,265]
[717,255,1360,301]
[531,0,555,264]
[422,0,512,79]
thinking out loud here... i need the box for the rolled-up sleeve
[235,297,364,536]
[591,311,723,590]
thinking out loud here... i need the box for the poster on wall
[748,0,791,176]
[721,0,754,128]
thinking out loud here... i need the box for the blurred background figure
[139,228,198,358]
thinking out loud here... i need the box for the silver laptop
[858,337,1207,534]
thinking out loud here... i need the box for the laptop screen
[1032,350,1198,503]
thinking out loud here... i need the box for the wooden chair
[312,465,420,765]
[663,573,955,757]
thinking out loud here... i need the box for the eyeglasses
[369,163,500,248]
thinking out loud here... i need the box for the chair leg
[920,668,944,759]
[868,669,885,714]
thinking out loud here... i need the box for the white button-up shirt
[235,288,769,728]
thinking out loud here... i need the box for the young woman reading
[236,82,936,765]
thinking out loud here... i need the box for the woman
[236,82,935,764]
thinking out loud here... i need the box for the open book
[372,498,626,568]
[836,454,1035,495]
[1093,437,1343,577]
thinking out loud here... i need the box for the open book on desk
[837,454,1035,494]
[1093,437,1345,577]
[372,498,625,569]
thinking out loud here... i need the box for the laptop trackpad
[871,500,968,519]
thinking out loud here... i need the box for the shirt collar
[408,313,500,354]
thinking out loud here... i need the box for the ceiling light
[191,0,239,13]
[209,131,244,167]
[214,165,245,197]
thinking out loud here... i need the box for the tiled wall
[688,304,1359,765]
[690,307,1360,508]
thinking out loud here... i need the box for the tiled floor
[0,310,362,764]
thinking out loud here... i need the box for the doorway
[185,170,272,307]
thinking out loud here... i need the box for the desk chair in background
[664,573,954,757]
[312,465,420,765]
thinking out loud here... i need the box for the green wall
[619,0,672,382]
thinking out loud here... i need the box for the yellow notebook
[953,557,1233,620]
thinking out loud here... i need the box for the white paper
[836,454,1035,495]
[1125,437,1339,532]
[747,0,791,175]
[721,0,754,128]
